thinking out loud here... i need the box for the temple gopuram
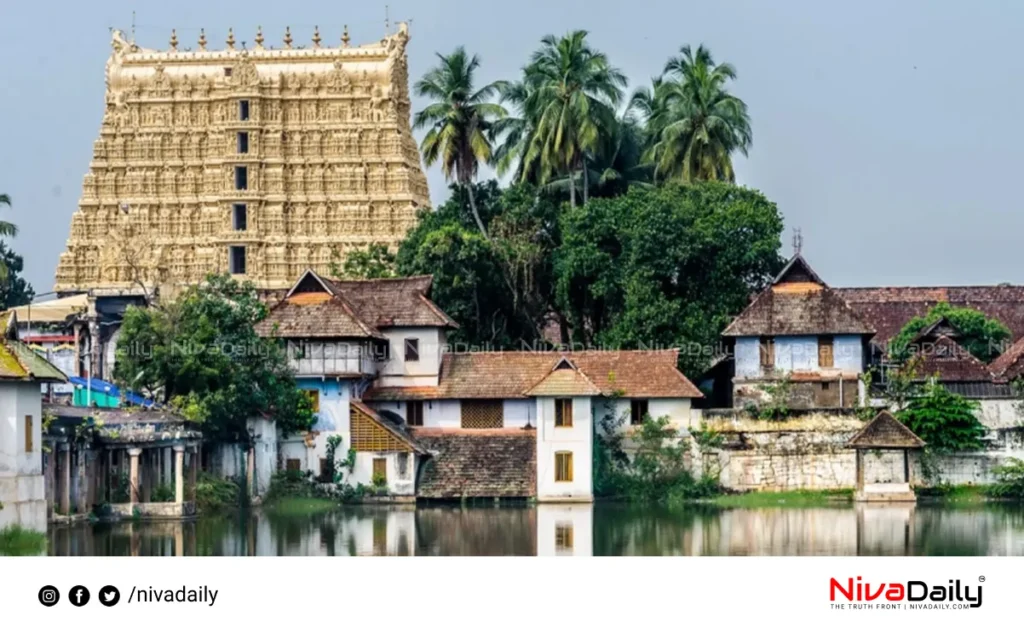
[55,23,430,295]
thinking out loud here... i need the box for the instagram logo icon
[38,585,60,607]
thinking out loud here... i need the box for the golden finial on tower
[226,27,236,50]
[283,26,293,49]
[342,24,350,47]
[169,29,178,51]
[255,25,264,48]
[198,28,207,51]
[312,25,321,48]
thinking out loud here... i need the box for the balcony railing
[286,341,376,377]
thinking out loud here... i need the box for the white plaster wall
[978,400,1022,430]
[504,399,535,428]
[351,452,417,495]
[372,399,462,428]
[735,335,864,378]
[248,416,277,497]
[734,337,760,378]
[537,504,593,556]
[649,399,692,428]
[375,327,445,387]
[0,382,46,531]
[536,396,593,501]
[833,334,864,372]
[775,336,818,372]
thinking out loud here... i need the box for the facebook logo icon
[69,586,90,607]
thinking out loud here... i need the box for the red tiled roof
[989,336,1024,380]
[835,286,1024,346]
[723,286,874,337]
[910,335,993,382]
[365,350,702,400]
[256,270,456,339]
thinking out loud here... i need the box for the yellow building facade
[55,24,429,293]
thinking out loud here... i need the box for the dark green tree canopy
[114,274,313,440]
[896,381,987,453]
[890,301,1011,363]
[0,242,34,310]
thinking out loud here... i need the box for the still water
[48,503,1024,556]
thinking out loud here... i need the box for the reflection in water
[48,502,1024,556]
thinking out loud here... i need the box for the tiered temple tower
[55,23,430,293]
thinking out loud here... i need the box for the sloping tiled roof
[524,364,602,396]
[723,286,875,337]
[412,428,536,498]
[256,270,456,339]
[364,350,703,400]
[0,339,67,382]
[835,286,1024,346]
[328,276,458,329]
[846,411,925,449]
[350,400,428,454]
[910,335,993,382]
[989,336,1024,380]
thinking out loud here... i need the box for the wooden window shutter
[306,389,320,412]
[406,401,424,426]
[373,458,387,483]
[818,336,834,368]
[286,459,301,472]
[555,399,573,427]
[555,451,573,482]
[404,338,420,362]
[760,337,775,367]
[24,415,33,453]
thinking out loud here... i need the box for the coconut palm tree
[0,194,16,238]
[414,47,506,239]
[642,45,751,183]
[518,31,626,208]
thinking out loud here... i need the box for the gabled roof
[0,339,67,382]
[524,358,602,396]
[912,316,962,343]
[350,400,427,454]
[255,270,456,339]
[365,350,703,400]
[723,256,874,337]
[773,254,827,287]
[846,411,925,449]
[910,335,993,383]
[989,336,1024,380]
[835,286,1024,346]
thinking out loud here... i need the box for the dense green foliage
[555,182,784,373]
[331,243,396,280]
[113,274,314,439]
[990,458,1024,498]
[396,180,782,370]
[195,473,243,512]
[0,525,46,556]
[0,194,20,282]
[594,413,721,506]
[896,381,987,453]
[0,241,34,309]
[890,301,1011,363]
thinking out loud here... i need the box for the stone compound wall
[691,410,1024,491]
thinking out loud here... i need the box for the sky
[2,0,1023,296]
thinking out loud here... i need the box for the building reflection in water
[47,502,1024,557]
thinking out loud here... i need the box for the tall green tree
[555,181,784,373]
[896,381,986,453]
[0,242,34,309]
[414,47,506,239]
[640,45,751,183]
[0,194,19,282]
[114,274,314,440]
[518,30,626,208]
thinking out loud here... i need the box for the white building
[257,270,704,501]
[0,339,67,531]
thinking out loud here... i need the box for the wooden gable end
[350,403,415,452]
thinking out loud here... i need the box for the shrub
[151,484,175,503]
[0,525,47,556]
[991,458,1024,499]
[896,381,987,453]
[195,473,242,512]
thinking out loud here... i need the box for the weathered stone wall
[692,410,1024,491]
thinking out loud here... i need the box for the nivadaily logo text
[830,576,983,609]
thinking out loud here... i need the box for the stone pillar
[60,443,71,516]
[45,447,56,520]
[246,445,256,500]
[855,450,865,492]
[76,445,89,513]
[174,445,185,504]
[188,447,198,503]
[128,448,142,505]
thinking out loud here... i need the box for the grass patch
[0,525,47,556]
[916,484,993,505]
[195,473,243,513]
[264,497,339,516]
[708,489,854,508]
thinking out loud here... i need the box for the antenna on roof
[385,5,390,34]
[792,227,803,256]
